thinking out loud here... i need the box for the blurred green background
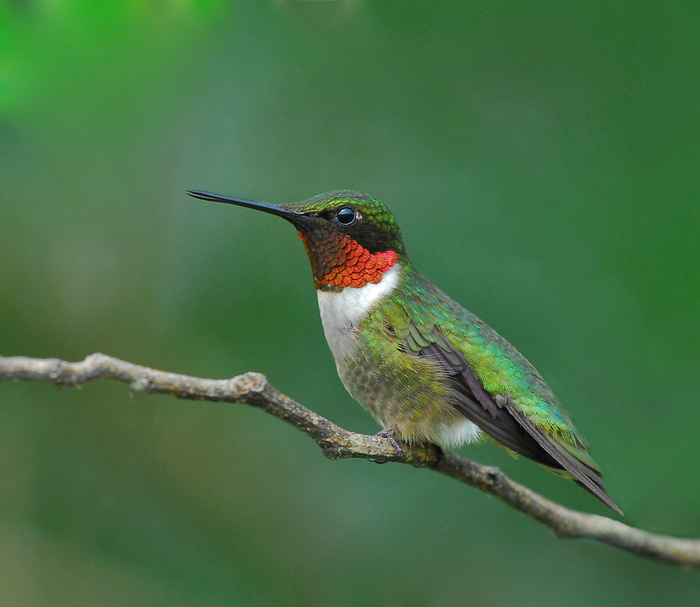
[1,1,699,605]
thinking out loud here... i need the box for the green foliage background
[1,1,699,605]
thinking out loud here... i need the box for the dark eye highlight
[335,206,357,226]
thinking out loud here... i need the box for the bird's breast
[316,264,402,361]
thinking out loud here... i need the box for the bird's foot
[370,427,403,463]
[429,443,445,467]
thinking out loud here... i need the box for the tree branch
[1,353,698,570]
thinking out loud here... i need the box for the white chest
[316,265,402,360]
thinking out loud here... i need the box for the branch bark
[1,353,698,570]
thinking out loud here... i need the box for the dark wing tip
[502,400,624,516]
[573,478,624,516]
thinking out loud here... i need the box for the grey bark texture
[1,353,698,571]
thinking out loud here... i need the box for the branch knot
[227,372,267,395]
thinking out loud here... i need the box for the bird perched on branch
[188,188,622,515]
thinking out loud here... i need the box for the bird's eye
[335,206,356,226]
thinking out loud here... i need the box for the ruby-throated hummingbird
[187,189,622,515]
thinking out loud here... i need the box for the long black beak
[187,189,300,220]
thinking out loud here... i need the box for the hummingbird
[187,188,622,515]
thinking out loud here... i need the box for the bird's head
[188,189,408,291]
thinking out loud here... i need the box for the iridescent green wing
[390,314,548,461]
[388,273,622,515]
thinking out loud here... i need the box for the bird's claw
[369,427,403,463]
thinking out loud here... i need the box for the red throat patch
[297,232,398,290]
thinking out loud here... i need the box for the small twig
[1,353,699,570]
